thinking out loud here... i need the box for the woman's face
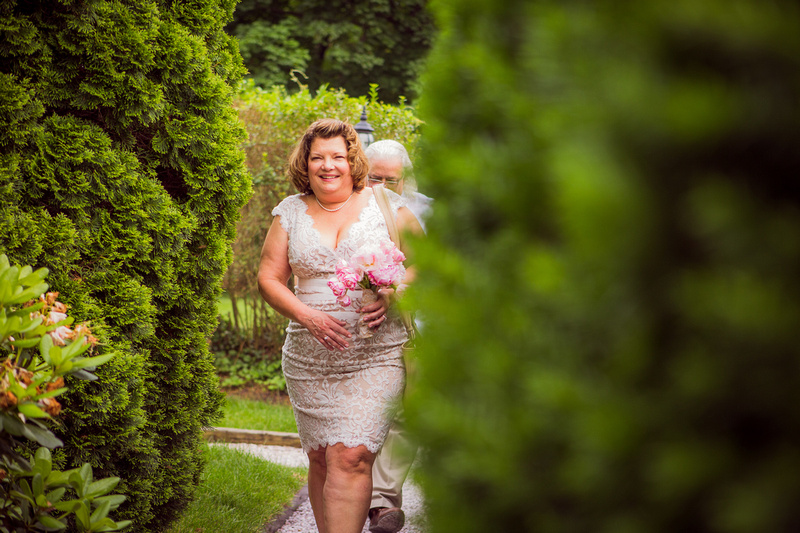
[307,136,352,196]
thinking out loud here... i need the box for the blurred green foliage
[0,0,251,530]
[408,0,800,532]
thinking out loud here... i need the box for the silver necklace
[315,192,355,212]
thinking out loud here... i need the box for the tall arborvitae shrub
[0,0,250,529]
[409,1,800,532]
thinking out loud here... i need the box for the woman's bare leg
[307,448,328,533]
[323,443,376,533]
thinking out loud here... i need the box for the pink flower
[335,259,352,276]
[49,326,74,346]
[328,279,348,298]
[47,311,68,325]
[73,323,98,346]
[330,240,407,303]
[335,259,362,289]
[368,263,404,287]
[381,240,406,263]
[350,249,379,272]
[341,271,361,290]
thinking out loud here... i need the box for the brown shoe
[368,507,405,533]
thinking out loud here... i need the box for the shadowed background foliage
[408,0,800,531]
[226,0,436,102]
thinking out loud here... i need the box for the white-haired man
[364,139,431,533]
[365,139,432,230]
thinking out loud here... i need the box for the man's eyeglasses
[368,175,401,186]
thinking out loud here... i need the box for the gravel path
[214,443,427,533]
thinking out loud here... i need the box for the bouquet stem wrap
[357,289,379,338]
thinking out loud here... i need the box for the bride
[257,118,422,533]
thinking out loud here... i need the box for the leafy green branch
[1,254,130,533]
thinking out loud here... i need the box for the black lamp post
[354,105,375,147]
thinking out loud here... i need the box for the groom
[365,140,432,533]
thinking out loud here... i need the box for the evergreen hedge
[0,0,251,529]
[409,1,800,532]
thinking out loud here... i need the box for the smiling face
[307,136,353,197]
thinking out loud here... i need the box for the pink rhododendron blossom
[48,311,68,325]
[49,326,74,346]
[338,295,351,307]
[73,324,98,346]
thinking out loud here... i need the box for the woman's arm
[396,206,424,240]
[257,217,351,350]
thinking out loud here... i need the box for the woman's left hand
[359,288,394,329]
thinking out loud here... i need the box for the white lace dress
[272,192,408,453]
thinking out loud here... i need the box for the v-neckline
[301,191,376,252]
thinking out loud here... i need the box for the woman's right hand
[302,309,352,351]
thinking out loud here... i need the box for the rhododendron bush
[0,254,129,532]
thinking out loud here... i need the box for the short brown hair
[287,119,369,195]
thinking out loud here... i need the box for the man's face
[367,158,404,194]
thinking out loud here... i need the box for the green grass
[165,443,307,533]
[217,292,254,329]
[219,396,298,433]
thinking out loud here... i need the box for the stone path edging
[204,426,302,448]
[264,485,309,533]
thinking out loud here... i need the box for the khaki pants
[370,409,417,509]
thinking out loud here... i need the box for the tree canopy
[227,0,435,102]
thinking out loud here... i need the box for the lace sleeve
[271,194,302,234]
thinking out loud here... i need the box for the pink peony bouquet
[328,239,406,307]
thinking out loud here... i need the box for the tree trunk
[229,291,241,331]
